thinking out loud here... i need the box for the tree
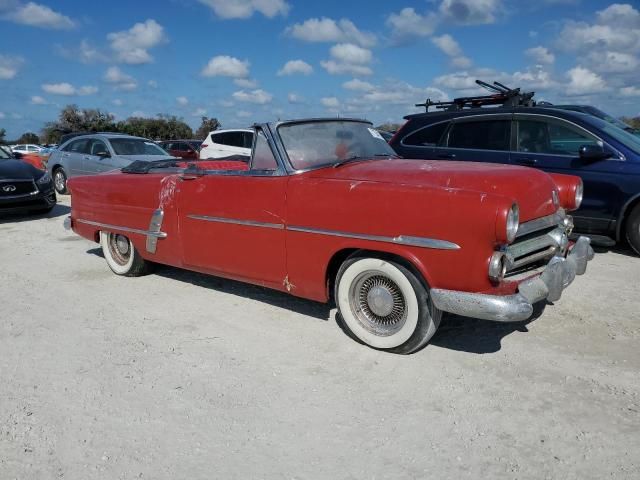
[621,116,640,130]
[117,115,192,140]
[41,105,117,143]
[0,128,5,144]
[375,123,402,133]
[195,116,221,139]
[17,132,40,144]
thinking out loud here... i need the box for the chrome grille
[505,212,567,275]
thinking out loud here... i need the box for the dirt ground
[1,195,639,480]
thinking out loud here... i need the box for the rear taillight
[201,144,208,148]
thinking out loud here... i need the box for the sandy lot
[1,195,639,479]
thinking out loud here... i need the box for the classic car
[65,118,593,354]
[0,145,56,215]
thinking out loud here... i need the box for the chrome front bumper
[430,236,595,322]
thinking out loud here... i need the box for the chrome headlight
[36,171,51,185]
[574,181,583,209]
[506,204,519,243]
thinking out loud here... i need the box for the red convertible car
[65,118,593,353]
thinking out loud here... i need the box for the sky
[0,0,639,138]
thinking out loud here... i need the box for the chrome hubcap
[349,272,407,337]
[116,235,129,255]
[54,172,64,190]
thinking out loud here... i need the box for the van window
[403,122,449,146]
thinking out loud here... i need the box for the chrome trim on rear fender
[76,219,168,239]
[287,225,460,250]
[187,214,284,230]
[146,209,165,253]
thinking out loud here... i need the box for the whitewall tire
[100,231,149,276]
[335,256,442,354]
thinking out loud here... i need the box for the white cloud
[147,79,157,88]
[201,55,250,78]
[30,95,47,104]
[107,19,167,64]
[386,8,438,43]
[0,54,24,79]
[219,100,235,107]
[343,78,375,92]
[432,34,472,68]
[3,2,75,29]
[321,97,340,109]
[439,0,502,25]
[0,112,5,119]
[330,43,372,64]
[232,89,273,104]
[286,17,376,47]
[277,59,313,76]
[526,46,555,65]
[512,65,555,90]
[198,0,289,19]
[176,96,189,106]
[41,82,98,96]
[104,66,138,91]
[236,110,252,118]
[112,99,123,106]
[55,39,107,64]
[287,92,303,103]
[620,86,640,97]
[234,77,258,88]
[588,50,639,73]
[44,83,75,95]
[565,66,608,96]
[346,81,448,110]
[192,107,207,117]
[320,60,372,76]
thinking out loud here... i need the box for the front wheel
[625,204,640,255]
[335,256,442,354]
[100,231,150,276]
[53,168,68,194]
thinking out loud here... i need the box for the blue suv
[390,91,640,254]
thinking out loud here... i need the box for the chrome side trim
[77,219,168,239]
[287,225,460,250]
[516,211,564,238]
[187,214,284,230]
[146,209,165,253]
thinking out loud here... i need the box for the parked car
[64,118,592,354]
[11,144,44,155]
[158,140,202,160]
[390,83,640,254]
[549,104,640,137]
[0,145,56,214]
[47,133,175,194]
[200,129,253,159]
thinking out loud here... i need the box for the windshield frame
[0,145,13,160]
[579,115,640,156]
[274,118,398,173]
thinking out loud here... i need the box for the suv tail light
[200,144,208,148]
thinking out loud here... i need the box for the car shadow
[592,243,638,258]
[85,247,332,321]
[86,247,552,351]
[0,203,70,224]
[429,301,548,354]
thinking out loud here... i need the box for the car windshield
[0,146,12,159]
[585,107,636,132]
[585,116,640,155]
[109,138,170,156]
[278,120,398,170]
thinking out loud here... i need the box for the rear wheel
[100,231,149,276]
[335,256,442,354]
[53,168,68,194]
[625,204,640,255]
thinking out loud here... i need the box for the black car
[390,81,640,254]
[0,146,56,215]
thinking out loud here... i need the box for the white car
[199,129,254,159]
[11,144,44,155]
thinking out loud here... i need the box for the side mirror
[95,150,111,158]
[579,144,611,161]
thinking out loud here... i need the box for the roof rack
[416,80,536,112]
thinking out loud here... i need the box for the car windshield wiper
[332,153,400,168]
[122,159,184,174]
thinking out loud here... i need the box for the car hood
[0,159,40,180]
[310,158,559,222]
[116,155,177,162]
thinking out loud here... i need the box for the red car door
[177,129,288,290]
